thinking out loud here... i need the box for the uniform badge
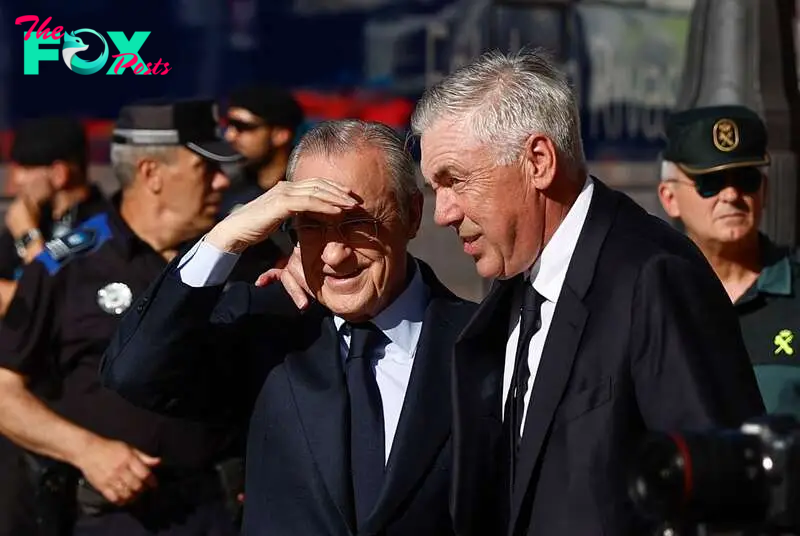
[45,229,96,261]
[774,329,795,356]
[96,282,133,315]
[713,118,739,152]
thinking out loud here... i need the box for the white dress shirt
[176,240,429,463]
[502,177,594,436]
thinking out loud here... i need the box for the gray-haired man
[412,49,764,536]
[101,119,478,535]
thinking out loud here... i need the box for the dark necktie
[505,279,544,459]
[345,322,387,527]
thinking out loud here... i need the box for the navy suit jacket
[100,257,477,536]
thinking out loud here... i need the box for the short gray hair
[110,143,177,188]
[286,120,420,223]
[411,48,585,170]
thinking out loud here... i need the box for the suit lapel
[284,313,355,531]
[506,178,620,534]
[361,296,460,532]
[508,286,587,529]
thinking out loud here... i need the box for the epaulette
[35,213,113,275]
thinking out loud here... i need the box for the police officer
[0,99,245,535]
[0,116,107,316]
[221,84,304,215]
[0,116,108,536]
[657,105,800,417]
[219,85,303,282]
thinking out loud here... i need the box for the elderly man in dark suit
[410,49,765,536]
[100,119,477,536]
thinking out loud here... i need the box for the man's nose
[224,128,237,143]
[212,169,231,191]
[320,239,352,267]
[718,184,741,202]
[433,188,463,228]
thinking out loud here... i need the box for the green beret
[663,105,770,175]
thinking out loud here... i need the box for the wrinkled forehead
[293,149,394,215]
[419,120,489,182]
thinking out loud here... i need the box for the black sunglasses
[692,167,763,198]
[226,118,264,132]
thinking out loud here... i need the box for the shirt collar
[734,235,793,305]
[527,176,594,302]
[333,258,429,355]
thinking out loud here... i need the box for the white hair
[411,48,585,170]
[286,120,420,223]
[110,143,177,188]
[660,159,770,181]
[660,160,681,181]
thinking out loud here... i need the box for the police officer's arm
[0,279,17,316]
[0,261,160,506]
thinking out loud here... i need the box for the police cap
[663,105,770,175]
[11,116,87,168]
[112,99,241,163]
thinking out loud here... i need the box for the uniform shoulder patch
[35,213,114,275]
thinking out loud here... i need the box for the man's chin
[319,290,376,321]
[474,255,504,280]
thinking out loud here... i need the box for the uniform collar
[736,234,793,305]
[76,185,107,221]
[755,235,793,296]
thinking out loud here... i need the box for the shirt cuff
[176,237,240,287]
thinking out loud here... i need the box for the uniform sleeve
[630,253,765,431]
[0,259,61,380]
[0,231,21,280]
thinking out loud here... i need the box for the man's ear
[657,181,682,219]
[271,127,294,149]
[406,190,424,240]
[139,159,163,194]
[49,161,70,190]
[523,133,557,191]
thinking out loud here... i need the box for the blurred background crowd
[0,0,727,302]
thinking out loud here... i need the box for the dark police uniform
[662,106,800,418]
[0,116,106,282]
[0,203,244,535]
[0,186,108,282]
[736,237,800,418]
[0,116,108,536]
[0,99,245,536]
[0,185,107,536]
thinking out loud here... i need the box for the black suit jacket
[451,179,765,536]
[100,257,477,536]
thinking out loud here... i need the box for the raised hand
[206,179,357,254]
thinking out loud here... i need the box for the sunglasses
[679,167,763,198]
[226,118,264,132]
